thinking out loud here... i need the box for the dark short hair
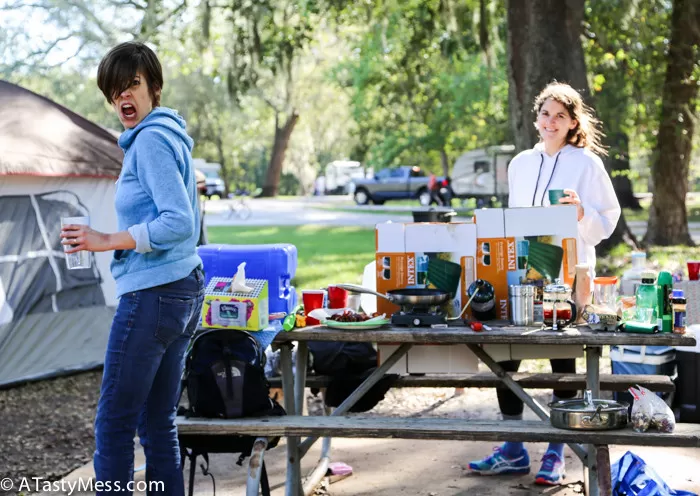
[97,42,163,107]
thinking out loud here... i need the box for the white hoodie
[508,143,621,274]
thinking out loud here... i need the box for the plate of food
[319,310,390,330]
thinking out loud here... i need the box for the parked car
[350,166,442,206]
[194,158,226,199]
[450,145,515,205]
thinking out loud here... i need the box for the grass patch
[207,225,375,290]
[623,197,700,223]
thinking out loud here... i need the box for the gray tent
[0,80,123,387]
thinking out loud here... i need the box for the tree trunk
[644,0,698,246]
[440,148,450,177]
[507,0,588,152]
[261,110,300,197]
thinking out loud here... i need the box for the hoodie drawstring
[531,151,562,206]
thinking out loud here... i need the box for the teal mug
[548,189,569,205]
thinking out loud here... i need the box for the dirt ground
[2,360,700,496]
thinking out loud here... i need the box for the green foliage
[585,0,671,168]
[332,0,509,172]
[278,172,301,195]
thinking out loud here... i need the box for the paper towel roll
[360,261,377,314]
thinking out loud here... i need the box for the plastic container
[610,345,676,408]
[635,272,657,324]
[593,276,618,310]
[620,252,647,296]
[197,244,298,315]
[674,325,700,422]
[671,288,687,334]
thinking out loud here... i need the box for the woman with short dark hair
[61,41,204,495]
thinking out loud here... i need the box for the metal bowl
[549,398,629,430]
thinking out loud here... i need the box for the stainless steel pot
[549,391,629,430]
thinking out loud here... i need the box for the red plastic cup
[688,260,700,281]
[327,285,349,309]
[302,290,326,325]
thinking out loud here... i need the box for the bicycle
[226,196,252,220]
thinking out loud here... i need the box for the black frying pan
[335,283,450,307]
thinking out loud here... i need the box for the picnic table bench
[268,371,676,392]
[177,323,696,496]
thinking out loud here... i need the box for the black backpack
[178,329,285,496]
[307,341,397,412]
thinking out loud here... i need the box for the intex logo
[216,367,241,379]
[500,299,508,319]
[507,239,516,271]
[407,256,415,285]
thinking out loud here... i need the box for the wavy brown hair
[533,82,607,157]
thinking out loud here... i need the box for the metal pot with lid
[549,390,629,430]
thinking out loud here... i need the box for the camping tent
[0,80,123,387]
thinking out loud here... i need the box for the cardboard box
[378,343,582,372]
[475,206,578,321]
[201,277,269,331]
[482,344,584,362]
[377,344,479,374]
[376,344,407,374]
[375,222,477,318]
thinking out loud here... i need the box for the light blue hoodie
[112,107,202,297]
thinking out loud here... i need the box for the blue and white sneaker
[468,447,531,475]
[535,450,566,485]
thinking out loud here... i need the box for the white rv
[450,145,515,204]
[324,160,367,195]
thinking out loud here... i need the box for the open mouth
[121,103,137,119]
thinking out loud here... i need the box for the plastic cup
[636,307,655,324]
[302,290,326,325]
[61,216,91,270]
[327,285,349,309]
[688,261,700,281]
[548,189,569,205]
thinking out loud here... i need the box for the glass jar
[542,280,577,330]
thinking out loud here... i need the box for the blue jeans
[94,267,204,495]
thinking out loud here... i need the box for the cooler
[673,324,700,423]
[610,345,676,408]
[197,244,298,315]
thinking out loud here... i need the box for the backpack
[307,341,397,412]
[178,329,285,496]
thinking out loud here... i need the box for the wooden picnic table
[269,323,696,496]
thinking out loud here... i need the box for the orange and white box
[375,221,477,318]
[475,206,579,321]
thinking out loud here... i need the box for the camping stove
[391,304,447,327]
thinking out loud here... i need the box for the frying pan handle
[334,283,392,302]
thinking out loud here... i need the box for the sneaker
[534,450,566,485]
[468,447,531,475]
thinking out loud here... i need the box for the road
[204,196,700,243]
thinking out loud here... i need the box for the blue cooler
[610,345,676,407]
[197,244,298,315]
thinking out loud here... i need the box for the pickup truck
[350,166,442,206]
